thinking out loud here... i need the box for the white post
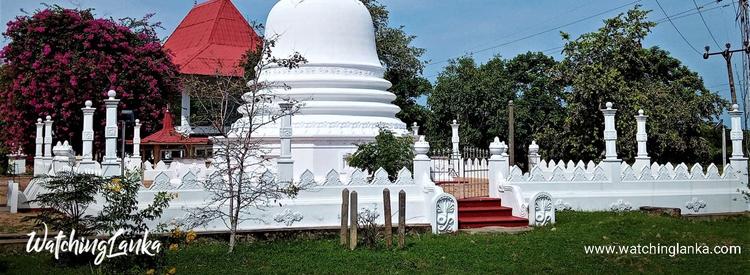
[278,102,294,184]
[102,90,121,177]
[81,100,95,161]
[601,102,620,183]
[527,140,540,170]
[633,109,650,171]
[728,104,748,184]
[488,137,508,197]
[33,118,44,175]
[133,119,142,158]
[411,122,420,137]
[42,115,53,174]
[180,89,192,134]
[413,135,433,187]
[8,180,18,213]
[450,119,461,176]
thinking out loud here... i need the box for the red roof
[163,0,261,77]
[141,110,210,145]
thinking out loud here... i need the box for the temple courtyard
[1,212,747,274]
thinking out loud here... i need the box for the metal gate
[429,146,489,199]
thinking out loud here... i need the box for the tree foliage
[428,53,564,168]
[347,129,414,179]
[361,0,432,127]
[0,6,180,155]
[539,7,725,164]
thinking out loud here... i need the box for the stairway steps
[457,197,528,229]
[458,216,529,228]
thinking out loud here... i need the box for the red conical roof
[164,0,261,77]
[141,110,209,145]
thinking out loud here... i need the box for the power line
[655,0,702,54]
[694,0,723,48]
[425,0,643,67]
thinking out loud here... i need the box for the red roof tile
[164,0,260,76]
[141,110,210,145]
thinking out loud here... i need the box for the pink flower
[42,44,51,56]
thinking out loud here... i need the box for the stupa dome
[265,0,382,68]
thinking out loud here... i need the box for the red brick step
[458,197,528,228]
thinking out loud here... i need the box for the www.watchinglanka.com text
[584,243,742,257]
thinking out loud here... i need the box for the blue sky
[0,0,747,113]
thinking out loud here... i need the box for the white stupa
[230,0,407,179]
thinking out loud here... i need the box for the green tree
[428,53,564,168]
[347,129,414,179]
[361,0,432,127]
[539,7,725,164]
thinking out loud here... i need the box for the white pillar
[278,102,294,184]
[411,122,419,137]
[81,100,95,161]
[527,140,540,170]
[8,180,18,213]
[102,90,121,177]
[42,115,53,174]
[633,109,650,171]
[33,118,44,175]
[450,119,461,176]
[601,102,620,183]
[180,89,192,134]
[133,119,141,157]
[488,137,508,198]
[413,135,432,186]
[728,104,748,184]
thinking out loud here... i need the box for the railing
[429,146,489,199]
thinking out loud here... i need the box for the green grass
[1,212,748,274]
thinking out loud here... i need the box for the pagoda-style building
[163,0,261,134]
[139,110,210,163]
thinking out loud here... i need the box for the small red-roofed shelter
[137,109,211,163]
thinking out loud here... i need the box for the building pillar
[81,100,95,160]
[411,122,419,137]
[42,115,53,174]
[527,140,540,170]
[180,89,192,134]
[278,102,294,184]
[633,109,650,171]
[413,135,432,187]
[102,90,121,177]
[601,102,620,183]
[488,137,508,198]
[33,118,44,176]
[728,104,748,184]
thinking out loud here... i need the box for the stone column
[43,115,53,174]
[411,122,419,137]
[278,102,294,184]
[413,135,432,187]
[728,104,748,184]
[133,119,142,158]
[633,109,650,171]
[450,119,461,176]
[527,140,540,170]
[102,90,121,177]
[33,118,44,175]
[488,137,508,198]
[601,102,620,183]
[81,100,95,161]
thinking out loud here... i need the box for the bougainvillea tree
[0,6,180,156]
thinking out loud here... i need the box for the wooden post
[340,188,350,247]
[398,190,406,249]
[383,188,392,248]
[349,191,358,250]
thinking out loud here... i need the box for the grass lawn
[1,211,748,274]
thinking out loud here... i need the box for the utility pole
[703,42,750,105]
[508,100,515,166]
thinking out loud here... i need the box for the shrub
[357,208,382,248]
[347,129,413,179]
